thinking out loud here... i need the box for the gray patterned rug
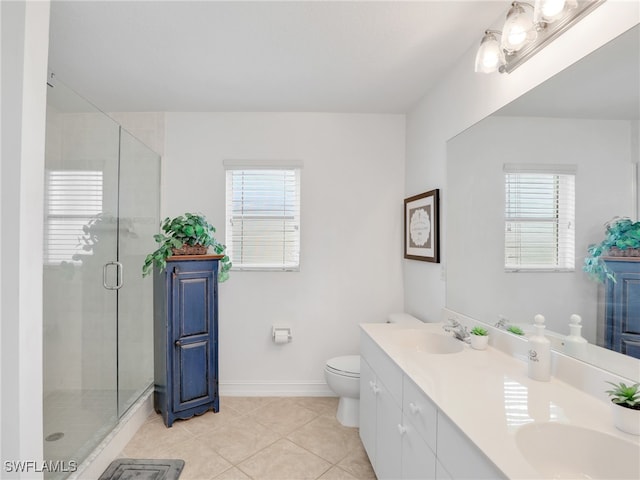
[98,459,185,480]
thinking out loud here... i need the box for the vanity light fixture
[534,0,578,23]
[474,0,605,74]
[474,30,505,73]
[501,2,537,54]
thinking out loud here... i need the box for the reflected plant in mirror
[507,326,525,336]
[584,217,640,283]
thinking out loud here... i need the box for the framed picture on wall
[404,189,440,262]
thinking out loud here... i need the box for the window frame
[224,160,302,272]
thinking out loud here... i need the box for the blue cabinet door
[172,268,216,412]
[154,256,220,427]
[604,259,640,359]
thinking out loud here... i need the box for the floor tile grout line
[285,428,357,467]
[122,397,373,479]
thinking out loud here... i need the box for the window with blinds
[504,164,576,271]
[225,163,301,271]
[44,170,104,265]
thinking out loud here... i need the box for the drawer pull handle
[409,402,420,414]
[397,424,407,436]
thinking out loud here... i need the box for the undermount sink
[391,329,464,354]
[516,422,640,479]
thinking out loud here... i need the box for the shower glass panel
[117,129,160,415]
[43,80,120,471]
[43,78,160,476]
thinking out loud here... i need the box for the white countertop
[360,322,640,480]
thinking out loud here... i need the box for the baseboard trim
[219,382,334,397]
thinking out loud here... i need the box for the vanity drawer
[403,375,437,452]
[361,330,402,406]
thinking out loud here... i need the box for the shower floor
[43,388,139,480]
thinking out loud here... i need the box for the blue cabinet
[153,255,221,427]
[604,258,640,359]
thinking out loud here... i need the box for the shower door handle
[103,261,124,290]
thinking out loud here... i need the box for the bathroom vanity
[153,255,222,427]
[359,321,640,479]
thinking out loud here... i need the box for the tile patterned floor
[119,397,376,480]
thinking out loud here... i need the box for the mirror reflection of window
[44,169,103,265]
[504,164,576,272]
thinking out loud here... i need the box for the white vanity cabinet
[402,376,437,479]
[360,334,403,479]
[361,332,437,479]
[360,329,504,480]
[359,358,378,468]
[436,461,453,480]
[436,412,506,479]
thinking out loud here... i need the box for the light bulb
[501,3,537,53]
[474,31,504,73]
[534,0,577,23]
[542,0,566,18]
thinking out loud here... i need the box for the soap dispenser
[564,314,588,357]
[528,314,551,381]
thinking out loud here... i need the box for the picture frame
[404,189,440,262]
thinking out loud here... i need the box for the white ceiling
[48,1,507,113]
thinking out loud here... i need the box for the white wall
[447,116,635,341]
[1,0,50,476]
[404,1,640,323]
[164,112,405,394]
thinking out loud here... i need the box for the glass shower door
[43,80,120,470]
[43,77,161,476]
[117,129,160,415]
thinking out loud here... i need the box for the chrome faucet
[443,318,470,343]
[495,315,507,329]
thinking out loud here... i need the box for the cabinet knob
[409,402,420,414]
[369,380,380,394]
[397,424,407,436]
[175,340,183,347]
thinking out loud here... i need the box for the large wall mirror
[446,24,639,381]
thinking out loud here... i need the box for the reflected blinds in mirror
[504,163,576,271]
[44,169,104,264]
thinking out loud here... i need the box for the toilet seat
[325,355,360,378]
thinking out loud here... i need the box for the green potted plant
[584,217,640,283]
[605,381,640,435]
[507,325,524,336]
[469,326,489,350]
[142,213,231,282]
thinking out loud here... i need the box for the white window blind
[225,162,301,271]
[44,170,104,265]
[504,164,575,271]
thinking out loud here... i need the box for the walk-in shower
[43,76,160,477]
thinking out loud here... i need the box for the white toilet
[324,355,360,427]
[324,315,422,427]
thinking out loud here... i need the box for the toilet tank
[386,313,423,325]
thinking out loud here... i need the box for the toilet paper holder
[272,326,292,344]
